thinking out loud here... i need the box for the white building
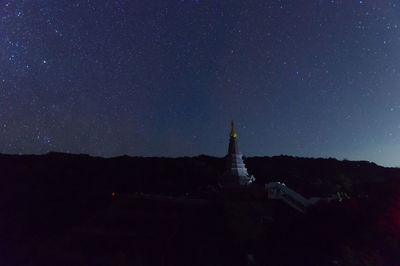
[220,121,255,186]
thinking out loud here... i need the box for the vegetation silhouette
[0,152,399,265]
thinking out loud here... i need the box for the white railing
[265,182,320,213]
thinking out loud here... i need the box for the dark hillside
[245,156,400,197]
[0,152,399,265]
[1,152,398,199]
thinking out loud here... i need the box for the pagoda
[220,121,255,186]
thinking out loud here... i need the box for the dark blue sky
[1,0,400,166]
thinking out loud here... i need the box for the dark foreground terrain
[1,152,400,265]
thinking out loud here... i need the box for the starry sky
[1,0,400,166]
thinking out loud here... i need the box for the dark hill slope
[0,152,398,200]
[0,153,400,265]
[246,156,400,196]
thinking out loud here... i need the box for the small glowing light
[111,192,116,196]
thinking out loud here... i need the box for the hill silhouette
[1,152,399,265]
[1,152,398,197]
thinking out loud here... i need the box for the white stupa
[220,121,255,186]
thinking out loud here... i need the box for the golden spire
[230,120,237,138]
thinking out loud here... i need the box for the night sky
[1,1,400,166]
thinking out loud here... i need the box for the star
[0,0,398,166]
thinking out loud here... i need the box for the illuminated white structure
[221,121,255,186]
[265,182,320,212]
